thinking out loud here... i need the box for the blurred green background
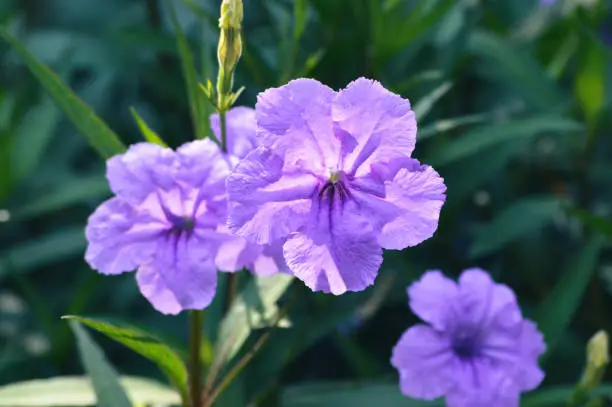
[1,0,612,405]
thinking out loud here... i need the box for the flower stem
[219,109,228,153]
[188,310,204,407]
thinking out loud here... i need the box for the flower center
[451,327,481,359]
[166,212,196,237]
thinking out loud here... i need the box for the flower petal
[106,143,177,205]
[391,324,457,400]
[176,139,230,189]
[256,78,340,173]
[446,362,521,407]
[283,225,382,295]
[514,320,545,391]
[408,270,459,330]
[377,159,446,250]
[332,78,416,176]
[227,147,318,244]
[210,106,257,160]
[138,234,218,314]
[85,198,166,275]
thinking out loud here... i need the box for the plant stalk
[189,310,204,407]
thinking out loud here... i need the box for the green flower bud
[217,0,243,105]
[219,0,243,30]
[569,330,609,406]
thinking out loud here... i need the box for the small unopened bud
[217,0,243,102]
[583,330,609,391]
[569,330,609,406]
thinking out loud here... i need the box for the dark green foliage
[1,0,612,406]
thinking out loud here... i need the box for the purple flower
[391,269,546,407]
[85,107,284,315]
[226,78,446,294]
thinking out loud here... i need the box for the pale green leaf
[0,30,125,158]
[413,81,452,121]
[0,376,180,406]
[69,322,131,407]
[213,274,294,369]
[64,316,188,404]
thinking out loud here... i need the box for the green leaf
[0,376,180,406]
[534,235,605,358]
[11,96,61,181]
[413,81,452,121]
[293,0,308,42]
[427,116,582,167]
[167,0,208,140]
[374,0,455,64]
[523,383,612,407]
[470,196,563,258]
[467,30,564,111]
[68,322,131,407]
[281,382,443,407]
[212,274,293,369]
[0,30,125,159]
[575,35,606,129]
[0,228,86,277]
[14,175,109,219]
[63,315,188,404]
[129,107,167,147]
[417,112,490,140]
[566,207,612,238]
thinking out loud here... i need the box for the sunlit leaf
[566,206,612,238]
[470,196,563,258]
[63,316,188,404]
[69,322,131,407]
[212,274,293,369]
[129,107,167,146]
[534,235,605,358]
[0,376,180,406]
[575,35,605,129]
[413,81,452,121]
[0,30,125,158]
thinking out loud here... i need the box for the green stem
[189,310,204,407]
[219,109,228,153]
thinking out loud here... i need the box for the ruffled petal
[446,362,521,407]
[332,78,416,177]
[377,159,446,250]
[85,197,166,275]
[391,325,457,400]
[256,78,340,173]
[408,270,459,331]
[283,224,382,294]
[106,143,177,205]
[210,106,257,160]
[227,147,318,244]
[514,320,545,391]
[138,234,218,314]
[176,139,230,190]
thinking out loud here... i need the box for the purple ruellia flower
[85,107,283,315]
[226,78,446,294]
[391,269,546,407]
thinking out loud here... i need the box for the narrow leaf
[427,116,582,167]
[212,274,293,369]
[63,315,188,404]
[468,30,564,111]
[470,196,563,258]
[413,81,452,121]
[167,0,208,139]
[282,382,443,407]
[0,30,125,158]
[68,322,131,407]
[129,107,167,146]
[567,206,612,238]
[0,376,180,406]
[523,383,612,407]
[575,35,606,128]
[534,235,605,357]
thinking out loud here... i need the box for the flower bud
[217,0,243,100]
[569,330,609,406]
